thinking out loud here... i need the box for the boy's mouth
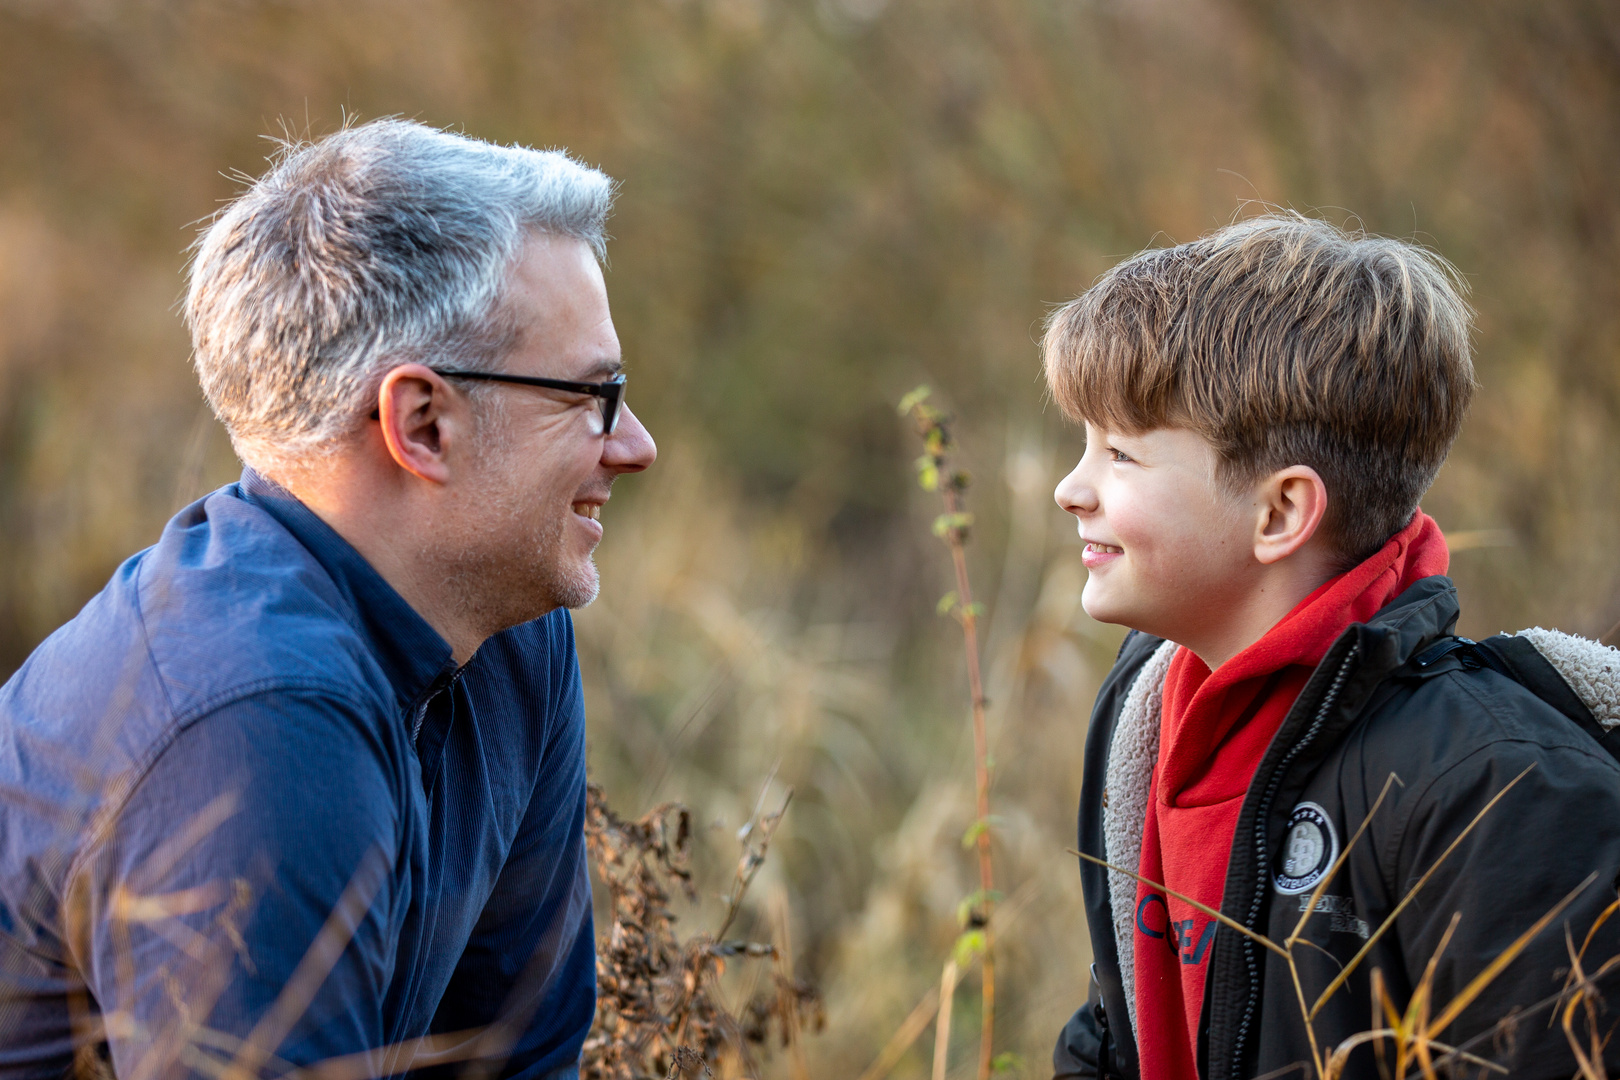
[1082,540,1123,570]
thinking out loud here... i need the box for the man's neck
[269,462,488,666]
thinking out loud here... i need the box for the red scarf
[1132,512,1449,1078]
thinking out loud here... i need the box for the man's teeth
[573,503,600,521]
[1087,542,1122,554]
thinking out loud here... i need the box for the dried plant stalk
[901,386,998,1080]
[582,781,820,1080]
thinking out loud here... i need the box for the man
[0,119,655,1080]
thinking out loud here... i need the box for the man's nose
[602,404,656,474]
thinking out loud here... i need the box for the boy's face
[1054,424,1262,647]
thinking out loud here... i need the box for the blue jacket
[0,470,595,1079]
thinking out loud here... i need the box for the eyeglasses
[429,368,627,435]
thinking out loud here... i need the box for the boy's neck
[1179,548,1342,671]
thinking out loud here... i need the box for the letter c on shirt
[1136,892,1169,939]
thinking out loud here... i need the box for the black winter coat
[1053,576,1620,1079]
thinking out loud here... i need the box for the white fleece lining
[1517,627,1620,730]
[1103,638,1178,1036]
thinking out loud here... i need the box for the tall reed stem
[900,386,996,1080]
[941,481,997,1080]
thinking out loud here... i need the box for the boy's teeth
[1088,542,1122,554]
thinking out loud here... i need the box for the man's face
[1052,423,1258,648]
[444,233,655,630]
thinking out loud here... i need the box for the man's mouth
[572,502,601,521]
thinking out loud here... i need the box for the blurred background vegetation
[1,0,1617,1074]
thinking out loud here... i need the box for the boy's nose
[1054,463,1096,516]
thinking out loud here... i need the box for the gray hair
[185,118,616,469]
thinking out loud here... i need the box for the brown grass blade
[856,986,941,1080]
[1309,763,1536,1019]
[1070,848,1288,958]
[1570,897,1620,993]
[932,959,959,1080]
[218,844,391,1080]
[1325,1030,1506,1078]
[1426,872,1595,1035]
[1288,774,1400,949]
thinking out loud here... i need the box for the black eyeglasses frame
[428,368,627,434]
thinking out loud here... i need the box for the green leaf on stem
[897,385,932,416]
[956,888,1004,927]
[991,1052,1024,1076]
[953,929,987,967]
[915,456,941,491]
[961,816,1002,849]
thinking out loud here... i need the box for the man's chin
[553,561,600,611]
[484,559,599,629]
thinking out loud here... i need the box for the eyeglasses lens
[601,380,624,435]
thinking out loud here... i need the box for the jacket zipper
[1228,642,1359,1079]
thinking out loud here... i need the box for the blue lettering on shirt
[1136,892,1217,965]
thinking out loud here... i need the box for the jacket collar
[236,468,457,715]
[1362,573,1460,666]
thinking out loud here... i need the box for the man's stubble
[428,436,601,650]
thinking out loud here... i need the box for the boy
[1046,214,1620,1079]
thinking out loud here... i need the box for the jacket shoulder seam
[1385,680,1620,892]
[130,555,181,724]
[64,678,385,886]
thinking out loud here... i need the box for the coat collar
[236,468,457,716]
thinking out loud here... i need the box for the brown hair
[1043,213,1476,563]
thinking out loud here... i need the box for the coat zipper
[1227,642,1359,1079]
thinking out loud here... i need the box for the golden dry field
[1,1,1617,1074]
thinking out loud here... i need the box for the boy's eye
[1108,447,1133,463]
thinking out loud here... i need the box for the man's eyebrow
[582,358,624,379]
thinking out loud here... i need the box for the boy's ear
[1253,465,1329,565]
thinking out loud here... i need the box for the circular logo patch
[1274,802,1339,895]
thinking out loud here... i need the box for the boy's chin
[1081,586,1171,640]
[1080,587,1135,630]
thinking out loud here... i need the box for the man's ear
[375,364,466,484]
[1253,465,1329,565]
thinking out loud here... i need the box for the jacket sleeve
[72,688,402,1079]
[1052,973,1111,1079]
[1392,734,1620,1077]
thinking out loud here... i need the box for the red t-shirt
[1132,512,1450,1078]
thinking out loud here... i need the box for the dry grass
[1078,765,1617,1079]
[4,3,1619,1072]
[583,781,823,1079]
